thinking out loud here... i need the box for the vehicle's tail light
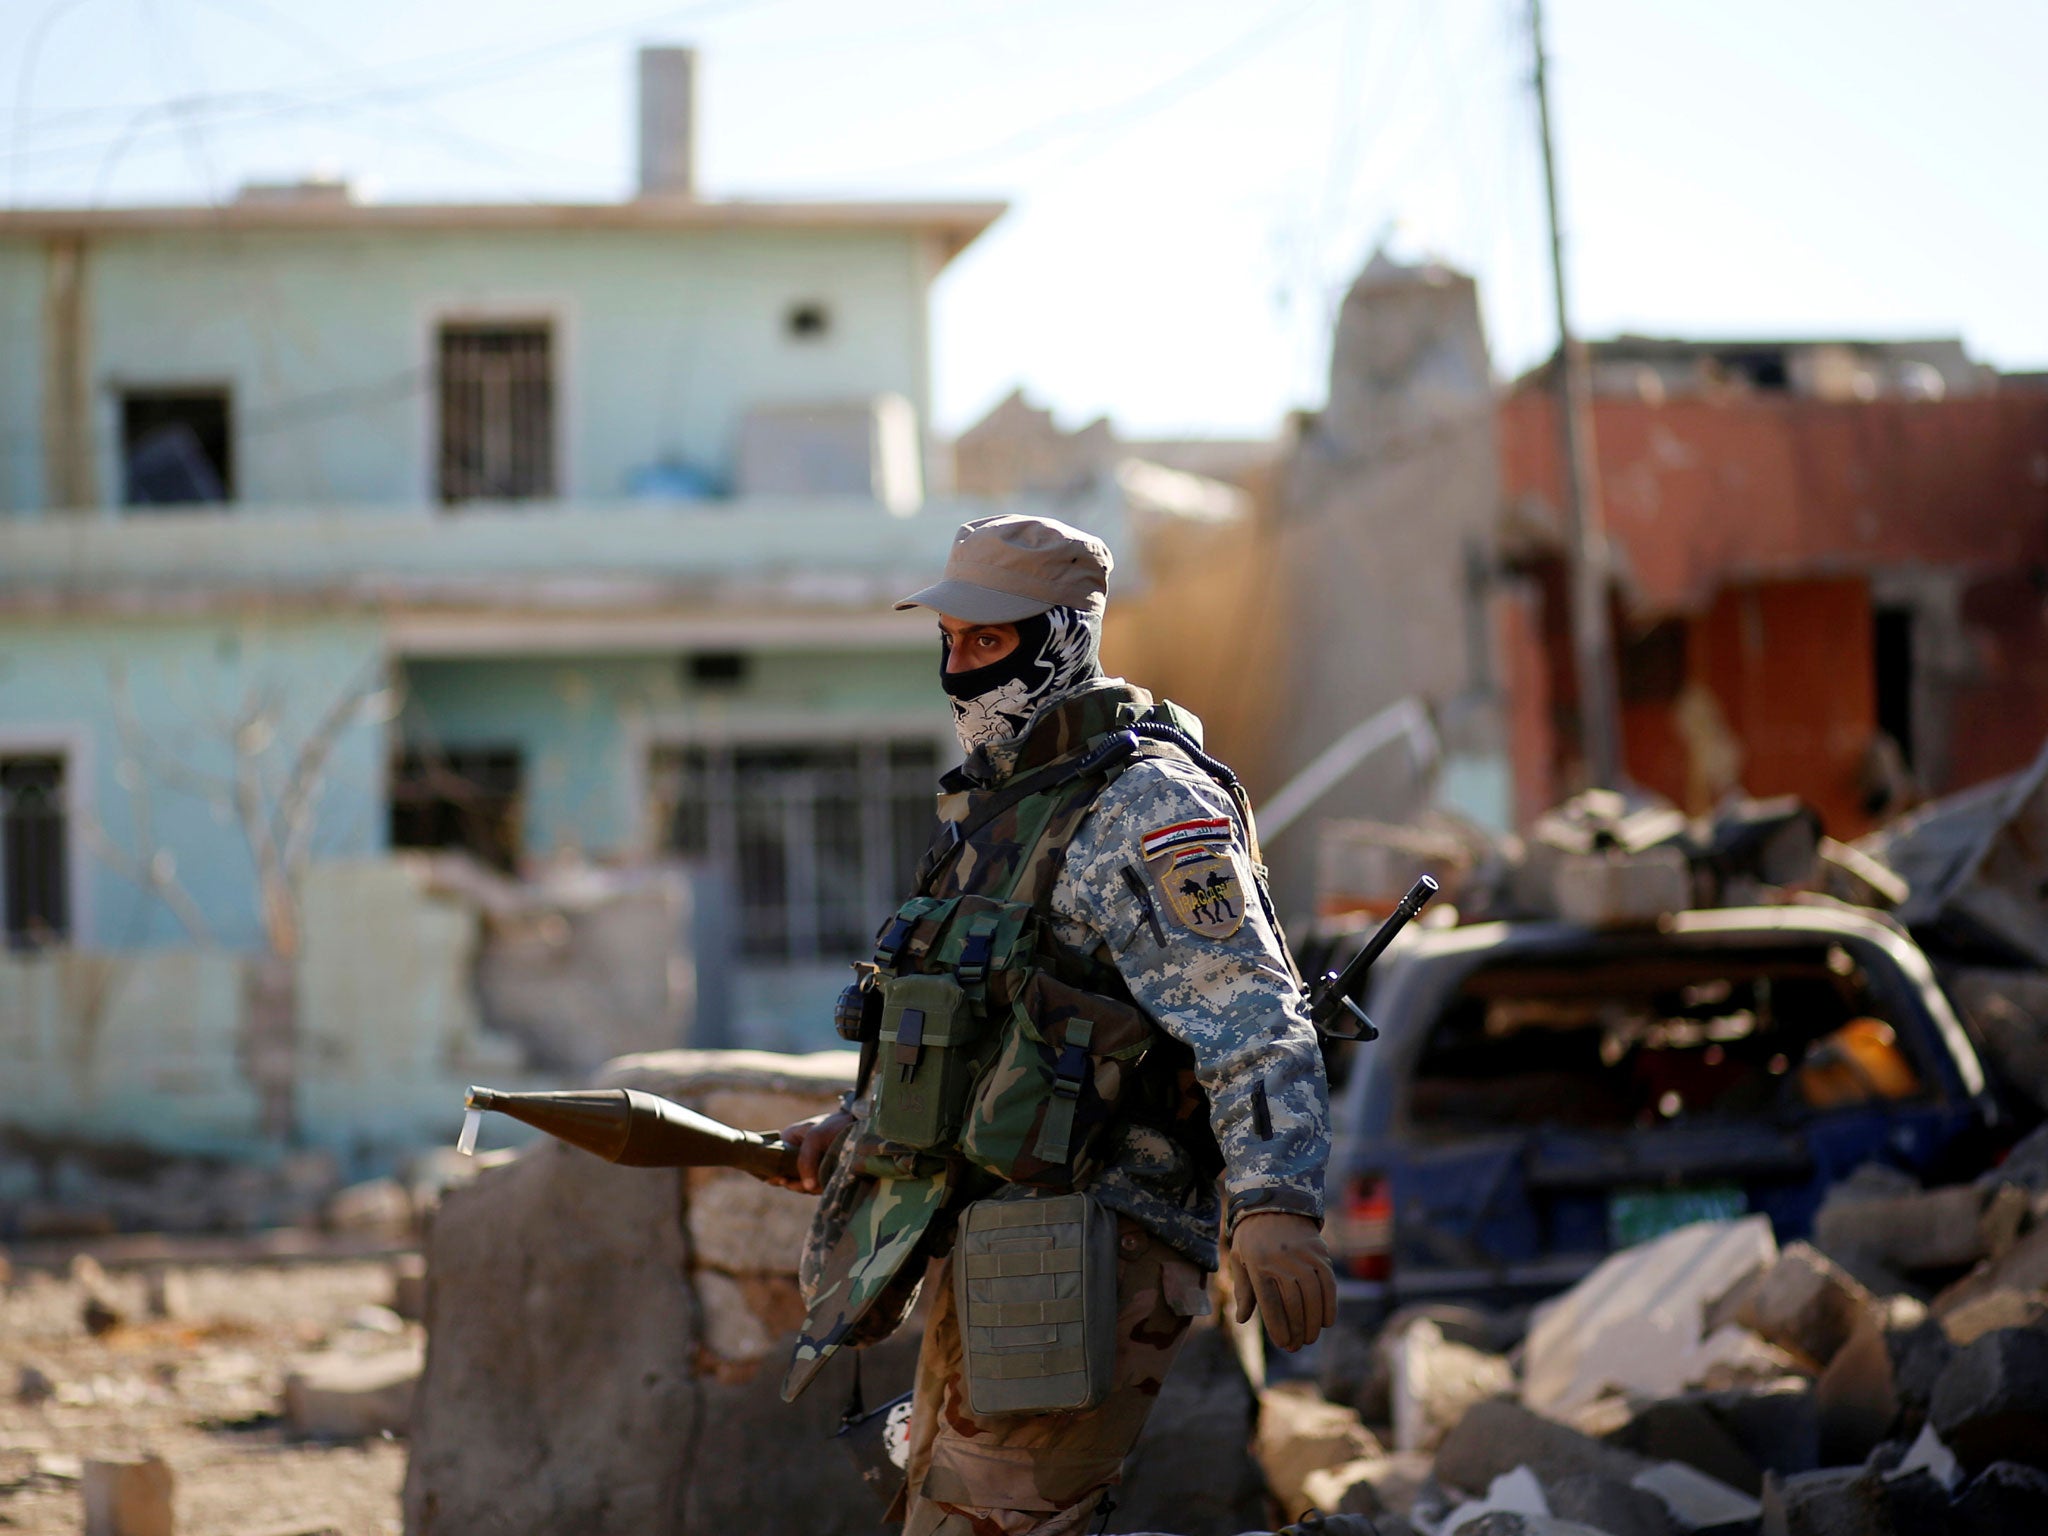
[1330,1174,1393,1282]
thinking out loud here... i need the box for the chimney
[637,46,697,198]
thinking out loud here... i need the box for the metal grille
[437,323,555,503]
[654,739,940,963]
[1,756,69,947]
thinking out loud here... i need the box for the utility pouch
[954,1190,1117,1417]
[870,973,977,1150]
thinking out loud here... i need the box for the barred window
[653,738,940,963]
[1,755,69,948]
[437,322,555,503]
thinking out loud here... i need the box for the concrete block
[1935,1224,2048,1319]
[1941,1288,2048,1346]
[1437,1399,1652,1501]
[283,1347,421,1438]
[1928,1327,2048,1472]
[1256,1385,1381,1519]
[1632,1460,1761,1534]
[1391,1319,1515,1453]
[82,1454,173,1536]
[1951,1460,2048,1536]
[1735,1242,1880,1368]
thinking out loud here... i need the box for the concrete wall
[399,644,951,861]
[0,614,388,951]
[0,225,929,512]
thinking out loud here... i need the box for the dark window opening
[654,738,939,963]
[1407,944,1922,1140]
[1874,606,1915,767]
[686,652,750,688]
[121,388,232,506]
[1619,620,1688,706]
[1715,349,1791,391]
[785,302,831,341]
[437,322,555,503]
[390,747,525,872]
[2,756,69,947]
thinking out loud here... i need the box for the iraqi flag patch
[1142,819,1245,940]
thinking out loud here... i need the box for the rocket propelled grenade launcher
[463,1085,801,1184]
[1306,874,1439,1041]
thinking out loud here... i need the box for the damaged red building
[1499,336,2048,837]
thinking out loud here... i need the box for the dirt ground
[0,1256,409,1535]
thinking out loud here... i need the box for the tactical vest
[782,683,1252,1403]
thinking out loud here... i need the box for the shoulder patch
[1142,822,1246,940]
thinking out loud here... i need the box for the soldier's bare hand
[772,1109,855,1194]
[1226,1211,1337,1352]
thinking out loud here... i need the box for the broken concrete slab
[1436,1399,1652,1500]
[284,1347,421,1439]
[82,1454,173,1536]
[1934,1223,2048,1318]
[1523,1218,1780,1417]
[1632,1460,1761,1535]
[1257,1385,1382,1519]
[1940,1288,2048,1346]
[1928,1326,2048,1472]
[1734,1242,1879,1369]
[1390,1319,1516,1453]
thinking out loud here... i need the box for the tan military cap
[894,514,1113,623]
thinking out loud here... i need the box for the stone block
[82,1454,173,1536]
[1928,1326,2048,1472]
[686,1173,818,1275]
[1256,1385,1381,1519]
[1696,1381,1821,1482]
[1436,1399,1651,1500]
[1735,1242,1880,1368]
[1814,1313,1901,1465]
[1391,1319,1515,1453]
[1935,1224,2048,1318]
[284,1347,421,1438]
[1815,1183,2023,1275]
[1940,1288,2048,1346]
[1951,1460,2048,1536]
[1299,1451,1435,1520]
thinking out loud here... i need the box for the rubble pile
[1257,1132,2048,1536]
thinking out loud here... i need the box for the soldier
[776,513,1335,1536]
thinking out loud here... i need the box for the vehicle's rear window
[1405,941,1926,1138]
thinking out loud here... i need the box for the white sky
[6,0,2044,437]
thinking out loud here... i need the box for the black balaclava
[940,606,1103,756]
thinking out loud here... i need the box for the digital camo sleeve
[1056,757,1331,1232]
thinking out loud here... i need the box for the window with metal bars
[652,738,941,964]
[1,755,69,948]
[436,321,556,503]
[389,746,525,872]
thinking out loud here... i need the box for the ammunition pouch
[954,1189,1118,1417]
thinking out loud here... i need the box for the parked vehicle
[1317,904,2008,1325]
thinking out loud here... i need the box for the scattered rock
[1934,1224,2048,1319]
[1815,1313,1902,1465]
[388,1254,427,1323]
[17,1362,54,1404]
[1299,1451,1435,1521]
[1542,1471,1679,1536]
[1696,1380,1821,1482]
[1257,1385,1381,1519]
[1950,1459,2048,1536]
[82,1292,124,1337]
[1601,1396,1764,1496]
[1734,1242,1879,1368]
[284,1347,422,1438]
[1390,1319,1515,1453]
[1436,1399,1651,1500]
[1449,1513,1613,1536]
[1889,1423,1960,1492]
[1941,1289,2048,1346]
[1441,1465,1549,1534]
[1815,1182,2028,1276]
[82,1453,174,1536]
[1928,1326,2048,1472]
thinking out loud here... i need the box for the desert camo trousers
[900,1215,1209,1536]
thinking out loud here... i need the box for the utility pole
[1530,0,1622,788]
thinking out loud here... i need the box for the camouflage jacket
[948,679,1330,1270]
